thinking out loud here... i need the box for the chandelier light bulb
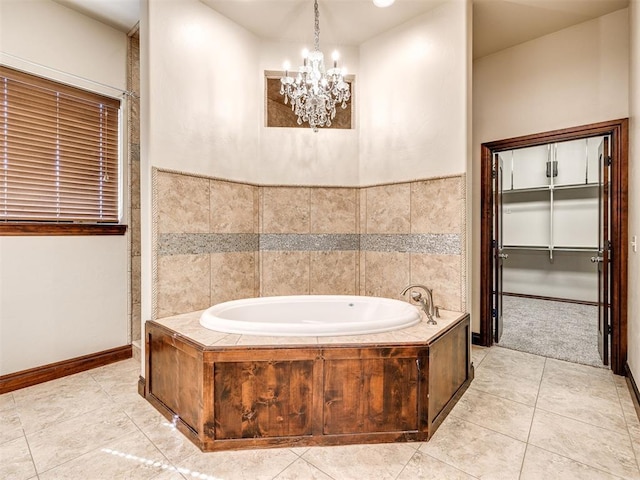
[373,0,395,7]
[332,50,340,68]
[283,60,291,74]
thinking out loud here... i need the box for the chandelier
[280,0,351,132]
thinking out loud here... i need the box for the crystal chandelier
[280,0,351,132]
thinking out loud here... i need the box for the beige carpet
[497,296,605,368]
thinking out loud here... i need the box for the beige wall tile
[410,253,462,311]
[261,251,310,296]
[310,251,357,295]
[157,254,210,318]
[363,251,410,299]
[411,177,462,234]
[310,188,358,233]
[156,172,209,234]
[211,252,256,304]
[365,184,411,234]
[130,209,140,256]
[130,158,140,210]
[210,181,258,233]
[131,254,141,308]
[262,187,310,233]
[131,303,141,342]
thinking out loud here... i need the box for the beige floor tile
[451,389,534,441]
[302,443,416,480]
[175,448,298,480]
[13,372,113,433]
[289,446,311,456]
[149,469,189,480]
[521,445,626,480]
[479,347,546,382]
[471,345,489,367]
[139,415,201,464]
[121,393,166,429]
[529,409,640,479]
[541,359,617,399]
[27,403,138,473]
[397,451,476,480]
[537,362,627,433]
[0,434,36,480]
[628,420,640,459]
[419,415,526,480]
[544,357,613,381]
[0,392,15,411]
[90,358,140,392]
[38,430,170,480]
[0,407,24,444]
[470,365,540,406]
[273,458,334,480]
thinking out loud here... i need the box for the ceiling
[52,0,629,59]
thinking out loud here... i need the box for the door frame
[479,119,628,375]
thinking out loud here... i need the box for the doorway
[480,119,628,375]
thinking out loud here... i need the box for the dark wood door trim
[479,118,628,375]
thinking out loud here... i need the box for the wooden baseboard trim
[504,292,598,307]
[138,376,146,397]
[472,332,482,346]
[0,345,132,394]
[625,363,640,421]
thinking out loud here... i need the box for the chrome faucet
[400,284,438,325]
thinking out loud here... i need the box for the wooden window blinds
[1,66,120,223]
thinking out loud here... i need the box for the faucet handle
[410,291,422,302]
[434,306,442,318]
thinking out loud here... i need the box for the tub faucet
[400,284,438,325]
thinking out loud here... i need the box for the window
[1,66,122,233]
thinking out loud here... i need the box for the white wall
[0,237,128,374]
[0,0,129,375]
[145,0,261,182]
[472,8,630,332]
[628,0,640,382]
[359,0,468,185]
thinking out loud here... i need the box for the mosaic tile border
[157,232,461,256]
[361,234,461,255]
[158,233,259,255]
[260,234,360,251]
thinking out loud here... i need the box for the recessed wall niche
[265,75,353,129]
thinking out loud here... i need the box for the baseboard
[0,345,132,394]
[625,363,640,421]
[504,292,597,307]
[472,332,482,345]
[138,375,146,397]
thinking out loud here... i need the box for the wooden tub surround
[144,309,473,452]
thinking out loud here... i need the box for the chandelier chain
[314,0,320,52]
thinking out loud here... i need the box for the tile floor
[2,346,639,480]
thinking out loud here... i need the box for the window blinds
[1,66,120,223]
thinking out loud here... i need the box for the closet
[498,136,605,303]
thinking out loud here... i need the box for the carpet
[497,295,605,368]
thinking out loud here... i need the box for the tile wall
[128,28,141,348]
[153,170,465,319]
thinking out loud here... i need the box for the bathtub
[199,295,422,336]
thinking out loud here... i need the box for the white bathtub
[199,295,422,336]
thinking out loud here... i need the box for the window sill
[0,223,127,236]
